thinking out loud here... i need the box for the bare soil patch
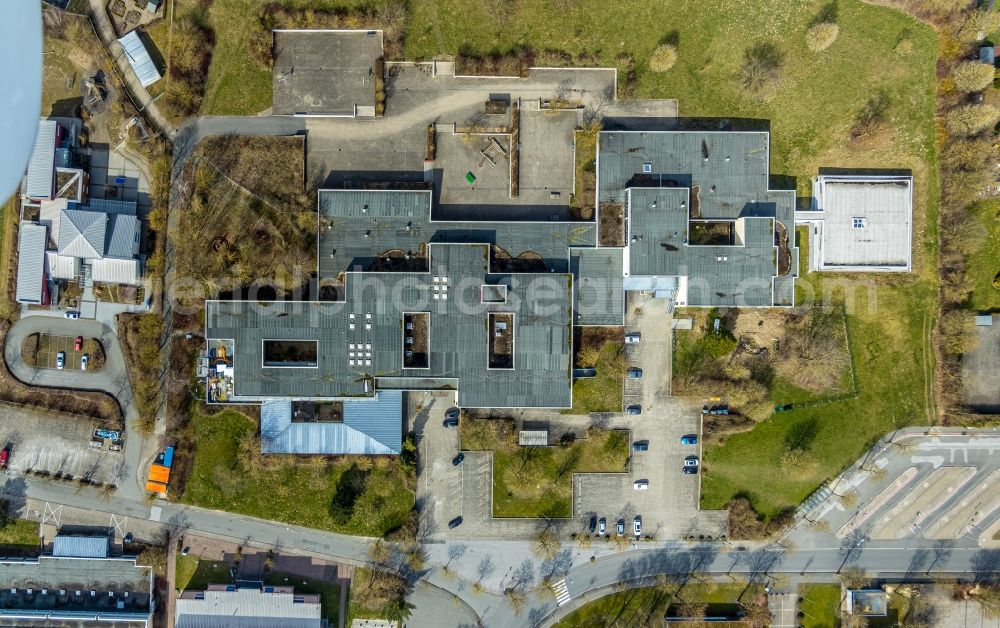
[599,203,625,247]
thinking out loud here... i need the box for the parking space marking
[870,466,976,539]
[835,467,918,539]
[110,514,128,538]
[925,469,1000,539]
[41,502,62,527]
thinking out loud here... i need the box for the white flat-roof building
[799,175,913,272]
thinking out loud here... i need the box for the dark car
[632,440,649,452]
[626,405,641,415]
[448,516,463,529]
[616,519,625,536]
[626,368,643,379]
[684,455,699,467]
[445,407,460,420]
[680,434,698,445]
[589,516,597,534]
[452,453,465,466]
[683,466,699,475]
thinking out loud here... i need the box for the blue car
[680,434,698,445]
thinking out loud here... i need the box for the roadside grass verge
[799,584,841,628]
[461,417,629,517]
[346,566,409,625]
[180,409,414,537]
[966,199,1000,312]
[555,582,766,627]
[174,554,233,592]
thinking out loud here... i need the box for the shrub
[649,44,678,72]
[806,22,839,52]
[952,61,996,93]
[737,42,784,92]
[852,89,891,137]
[698,330,737,358]
[946,104,1000,137]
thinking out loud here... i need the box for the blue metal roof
[118,31,161,87]
[260,392,402,455]
[25,120,57,199]
[52,536,109,559]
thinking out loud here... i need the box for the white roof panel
[90,257,141,284]
[15,223,47,304]
[25,120,57,199]
[52,535,109,559]
[118,30,162,87]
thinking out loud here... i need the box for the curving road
[4,316,148,501]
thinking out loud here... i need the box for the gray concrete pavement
[4,316,146,501]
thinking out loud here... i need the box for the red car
[0,446,11,469]
[74,336,83,352]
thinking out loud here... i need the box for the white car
[625,332,641,344]
[80,354,89,371]
[56,352,65,370]
[634,516,642,536]
[64,311,80,319]
[633,479,648,491]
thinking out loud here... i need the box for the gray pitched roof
[260,393,402,454]
[25,120,57,199]
[118,30,161,87]
[105,214,140,259]
[15,222,47,304]
[58,209,106,258]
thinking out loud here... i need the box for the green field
[0,519,40,551]
[180,410,414,536]
[174,554,233,591]
[799,584,841,628]
[966,199,1000,312]
[461,419,629,517]
[565,339,624,415]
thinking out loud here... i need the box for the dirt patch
[774,221,792,276]
[689,221,734,246]
[82,339,106,371]
[370,248,429,272]
[20,334,38,368]
[599,203,625,247]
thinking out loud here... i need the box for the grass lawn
[556,583,762,627]
[966,199,1000,312]
[180,410,414,536]
[174,554,233,591]
[799,584,841,628]
[565,336,624,415]
[263,572,340,626]
[0,519,40,551]
[462,418,628,517]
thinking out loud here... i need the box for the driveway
[4,315,146,500]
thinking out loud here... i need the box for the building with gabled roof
[175,583,322,628]
[118,30,161,88]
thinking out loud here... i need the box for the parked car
[56,352,65,369]
[624,332,641,344]
[616,519,625,536]
[683,466,699,475]
[598,517,606,535]
[181,547,190,556]
[684,456,699,467]
[589,516,597,534]
[64,311,80,319]
[625,405,641,415]
[632,440,648,452]
[445,407,460,420]
[633,479,649,490]
[626,368,643,379]
[452,453,465,466]
[73,336,82,351]
[0,446,10,469]
[633,516,642,536]
[80,354,89,371]
[448,516,463,529]
[680,434,698,445]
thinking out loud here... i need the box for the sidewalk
[86,0,176,139]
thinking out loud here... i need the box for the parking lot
[0,404,123,486]
[793,430,1000,548]
[33,334,92,371]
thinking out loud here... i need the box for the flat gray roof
[272,30,382,116]
[599,131,797,307]
[318,189,596,275]
[571,248,623,325]
[207,243,573,407]
[812,175,912,271]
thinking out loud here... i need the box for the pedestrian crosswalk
[553,579,571,606]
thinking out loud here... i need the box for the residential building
[0,534,153,625]
[175,582,324,628]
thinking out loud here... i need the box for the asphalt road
[4,316,147,500]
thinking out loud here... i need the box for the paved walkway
[86,0,176,139]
